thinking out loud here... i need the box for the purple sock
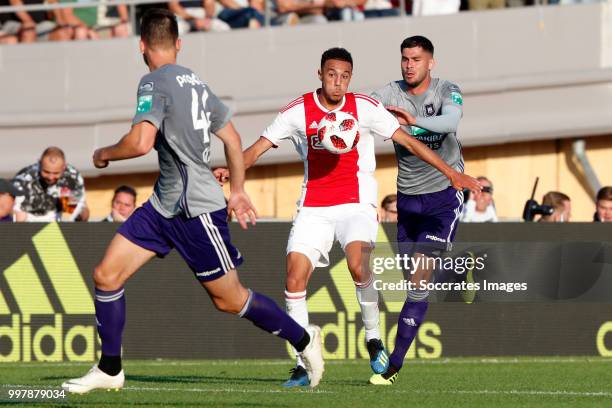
[240,290,308,350]
[95,287,126,356]
[389,300,429,370]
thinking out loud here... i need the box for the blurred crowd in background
[0,0,604,45]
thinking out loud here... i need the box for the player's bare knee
[347,260,367,284]
[211,295,242,314]
[286,262,309,292]
[93,264,123,290]
[285,275,307,293]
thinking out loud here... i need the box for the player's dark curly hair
[321,48,353,69]
[140,8,178,48]
[401,35,434,55]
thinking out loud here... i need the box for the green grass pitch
[1,358,611,407]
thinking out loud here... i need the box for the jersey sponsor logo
[410,126,427,136]
[309,121,319,130]
[139,82,154,92]
[406,127,447,151]
[176,73,204,88]
[136,95,153,114]
[451,91,463,106]
[426,234,446,243]
[0,223,97,362]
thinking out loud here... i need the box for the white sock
[355,275,381,342]
[285,290,308,368]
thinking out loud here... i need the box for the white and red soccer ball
[317,111,360,154]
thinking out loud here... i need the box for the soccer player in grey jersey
[62,9,324,394]
[369,36,479,385]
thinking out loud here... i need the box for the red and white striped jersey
[261,90,400,208]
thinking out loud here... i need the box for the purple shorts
[117,201,243,282]
[397,186,464,256]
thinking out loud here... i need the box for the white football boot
[62,365,124,394]
[298,325,325,388]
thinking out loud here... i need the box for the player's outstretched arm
[391,128,481,193]
[244,137,274,170]
[215,121,258,229]
[213,136,274,184]
[92,121,157,168]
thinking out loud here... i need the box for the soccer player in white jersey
[218,47,479,387]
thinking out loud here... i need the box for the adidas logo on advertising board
[0,224,98,362]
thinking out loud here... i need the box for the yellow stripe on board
[32,223,93,314]
[4,254,54,316]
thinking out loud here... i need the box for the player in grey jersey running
[62,8,324,394]
[369,35,479,385]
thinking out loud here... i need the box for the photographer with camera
[461,176,497,223]
[538,191,571,223]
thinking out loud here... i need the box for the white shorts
[287,203,378,269]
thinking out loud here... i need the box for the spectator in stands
[380,194,398,222]
[169,0,230,33]
[412,0,460,15]
[506,0,528,7]
[103,185,137,222]
[272,0,326,25]
[539,191,571,223]
[2,0,70,43]
[171,0,266,33]
[461,176,497,222]
[362,0,399,18]
[59,0,100,40]
[468,0,504,10]
[548,0,600,4]
[96,2,131,38]
[12,147,90,222]
[0,179,25,222]
[0,29,18,45]
[594,186,612,222]
[0,29,18,44]
[0,1,19,44]
[217,0,265,28]
[325,0,366,22]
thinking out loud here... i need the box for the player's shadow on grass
[124,374,282,385]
